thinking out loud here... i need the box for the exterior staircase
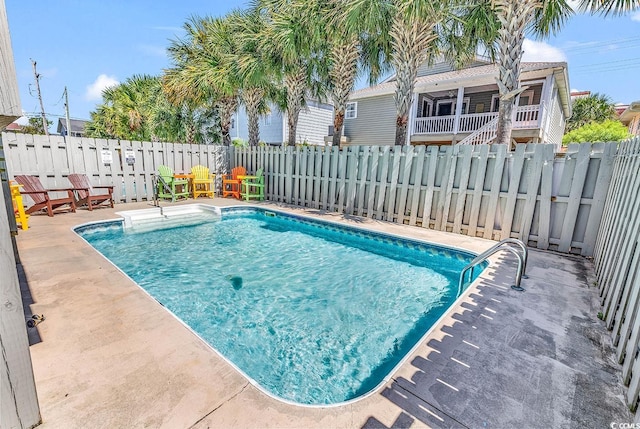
[458,116,498,145]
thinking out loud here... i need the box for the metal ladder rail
[492,238,529,276]
[154,174,176,203]
[151,174,172,215]
[457,238,528,297]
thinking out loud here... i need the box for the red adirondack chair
[14,175,76,217]
[68,174,114,210]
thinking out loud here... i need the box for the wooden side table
[174,173,194,197]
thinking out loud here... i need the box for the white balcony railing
[413,104,542,136]
[413,115,455,134]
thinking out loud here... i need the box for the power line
[562,36,640,53]
[572,62,640,75]
[576,56,640,67]
[569,43,640,56]
[21,111,87,121]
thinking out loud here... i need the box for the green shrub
[232,138,247,147]
[562,120,630,145]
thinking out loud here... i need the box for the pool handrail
[457,238,527,297]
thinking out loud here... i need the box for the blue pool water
[77,207,484,405]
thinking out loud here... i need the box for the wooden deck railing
[413,104,542,136]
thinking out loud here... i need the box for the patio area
[16,198,632,428]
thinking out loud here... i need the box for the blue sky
[5,0,640,126]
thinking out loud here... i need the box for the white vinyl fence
[233,142,617,255]
[3,130,640,413]
[1,132,228,203]
[593,137,640,412]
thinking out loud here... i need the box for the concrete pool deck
[15,198,632,428]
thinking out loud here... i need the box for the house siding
[285,102,333,146]
[0,3,21,128]
[469,91,495,113]
[415,60,489,78]
[231,105,284,144]
[547,86,566,148]
[260,109,285,144]
[343,95,396,145]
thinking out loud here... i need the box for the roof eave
[552,64,571,118]
[350,63,570,104]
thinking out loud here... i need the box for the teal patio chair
[240,168,265,201]
[156,165,189,202]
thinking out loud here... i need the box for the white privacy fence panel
[0,136,42,429]
[593,137,640,412]
[1,132,229,203]
[234,141,617,255]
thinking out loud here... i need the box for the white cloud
[85,74,119,101]
[137,44,167,58]
[522,39,567,62]
[631,11,640,22]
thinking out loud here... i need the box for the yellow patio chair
[191,165,215,198]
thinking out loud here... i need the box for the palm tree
[344,0,454,146]
[578,0,639,15]
[85,75,158,141]
[227,9,276,146]
[566,93,617,131]
[466,0,572,146]
[311,0,390,147]
[251,0,321,146]
[164,16,239,146]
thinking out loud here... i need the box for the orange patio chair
[68,174,115,210]
[14,175,76,217]
[222,166,246,199]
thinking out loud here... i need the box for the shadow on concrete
[18,261,43,345]
[362,411,416,429]
[360,249,633,428]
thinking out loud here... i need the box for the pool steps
[115,204,221,233]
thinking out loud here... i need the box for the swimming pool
[76,206,486,405]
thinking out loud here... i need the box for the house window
[435,97,470,116]
[491,94,500,112]
[345,102,357,119]
[461,97,470,114]
[262,114,272,126]
[518,90,534,106]
[436,99,454,116]
[421,99,433,117]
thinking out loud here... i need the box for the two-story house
[231,99,333,146]
[342,58,571,150]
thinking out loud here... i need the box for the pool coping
[15,198,631,428]
[72,203,493,409]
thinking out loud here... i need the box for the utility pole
[31,59,49,136]
[64,86,72,138]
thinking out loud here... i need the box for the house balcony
[412,104,543,136]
